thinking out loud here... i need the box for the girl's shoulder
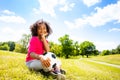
[30,36,39,41]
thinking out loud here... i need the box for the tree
[16,34,31,53]
[8,41,15,51]
[111,49,117,54]
[14,43,23,53]
[73,41,80,56]
[49,41,62,57]
[93,50,99,56]
[58,34,73,58]
[116,44,120,54]
[79,41,96,58]
[100,50,110,56]
[0,43,9,51]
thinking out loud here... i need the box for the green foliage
[101,50,110,56]
[49,41,62,57]
[0,34,120,57]
[79,41,96,58]
[14,43,24,53]
[8,41,15,51]
[111,49,117,54]
[73,41,80,56]
[93,50,99,56]
[58,34,73,58]
[116,44,120,54]
[0,43,9,50]
[15,34,31,53]
[0,41,15,51]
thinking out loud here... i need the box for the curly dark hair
[30,19,52,37]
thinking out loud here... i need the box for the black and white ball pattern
[41,52,61,72]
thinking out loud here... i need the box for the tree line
[0,34,120,58]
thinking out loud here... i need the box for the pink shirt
[26,36,47,62]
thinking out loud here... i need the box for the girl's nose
[41,30,46,33]
[42,30,45,33]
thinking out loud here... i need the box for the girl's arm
[30,52,50,67]
[41,34,50,52]
[30,52,41,60]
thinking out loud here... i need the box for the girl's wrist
[40,35,46,41]
[38,55,43,60]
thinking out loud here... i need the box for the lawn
[0,50,120,80]
[90,54,120,65]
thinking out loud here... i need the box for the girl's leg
[26,60,43,71]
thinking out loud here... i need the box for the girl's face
[37,23,47,36]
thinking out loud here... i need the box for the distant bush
[100,50,110,56]
[0,44,9,51]
[14,43,26,53]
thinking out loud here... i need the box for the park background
[0,0,120,80]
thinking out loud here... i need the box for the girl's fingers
[46,58,51,67]
[47,57,51,62]
[42,58,51,67]
[45,33,48,36]
[43,61,47,67]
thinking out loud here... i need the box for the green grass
[0,50,51,80]
[90,54,120,65]
[0,50,120,80]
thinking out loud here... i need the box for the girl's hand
[39,55,51,67]
[42,58,51,68]
[40,33,48,38]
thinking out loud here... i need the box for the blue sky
[0,0,120,51]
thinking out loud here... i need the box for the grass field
[90,54,120,65]
[0,50,120,80]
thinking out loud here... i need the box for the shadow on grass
[28,69,66,80]
[29,69,51,78]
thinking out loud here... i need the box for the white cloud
[59,2,75,12]
[108,28,120,32]
[94,41,117,51]
[0,10,26,24]
[65,1,120,29]
[88,1,120,27]
[0,27,28,42]
[82,0,101,7]
[1,27,13,34]
[33,8,41,15]
[38,0,58,17]
[0,10,27,42]
[0,15,26,23]
[64,18,87,29]
[1,10,15,15]
[34,0,75,17]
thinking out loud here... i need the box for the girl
[26,19,52,71]
[25,19,65,80]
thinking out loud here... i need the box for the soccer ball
[41,52,61,72]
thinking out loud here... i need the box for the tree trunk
[86,55,88,58]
